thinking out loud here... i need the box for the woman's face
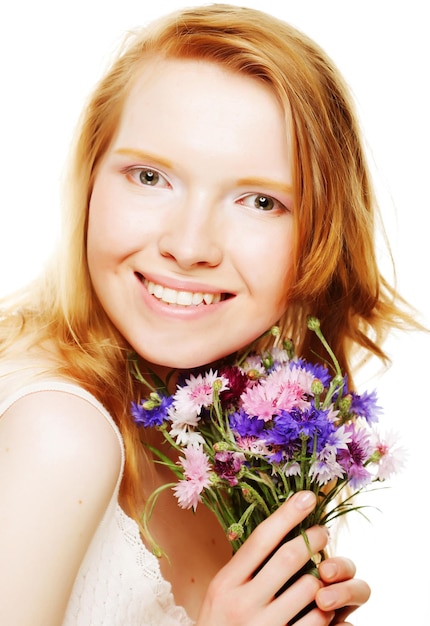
[87,58,295,369]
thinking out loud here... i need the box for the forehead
[114,57,292,165]
[122,56,286,127]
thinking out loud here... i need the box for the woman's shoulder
[0,379,125,624]
[0,378,123,471]
[0,379,124,495]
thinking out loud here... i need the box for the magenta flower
[337,424,373,489]
[214,450,245,486]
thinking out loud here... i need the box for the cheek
[87,184,138,265]
[246,228,294,307]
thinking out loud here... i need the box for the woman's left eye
[238,193,288,212]
[126,167,170,188]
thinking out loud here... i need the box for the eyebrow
[236,177,293,194]
[115,147,293,194]
[114,147,174,170]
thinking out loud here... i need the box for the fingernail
[296,491,316,510]
[320,561,337,580]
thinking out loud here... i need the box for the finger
[231,491,318,580]
[264,573,326,626]
[315,577,371,616]
[287,604,336,626]
[249,525,328,605]
[318,557,356,584]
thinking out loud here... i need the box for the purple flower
[309,449,346,485]
[292,358,332,387]
[229,409,265,437]
[337,425,373,489]
[131,395,173,428]
[214,450,245,486]
[266,406,335,456]
[350,389,382,424]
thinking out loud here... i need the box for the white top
[0,379,194,626]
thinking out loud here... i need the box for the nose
[158,194,223,269]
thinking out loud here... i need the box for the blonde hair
[0,3,417,521]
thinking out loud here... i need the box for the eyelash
[237,193,290,213]
[125,166,171,188]
[124,168,290,213]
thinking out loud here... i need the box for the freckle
[78,500,83,504]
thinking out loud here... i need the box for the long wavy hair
[0,4,416,521]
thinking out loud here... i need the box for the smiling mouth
[136,274,230,306]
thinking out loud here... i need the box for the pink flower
[173,371,229,415]
[370,430,407,480]
[173,445,212,511]
[240,366,310,422]
[168,371,229,444]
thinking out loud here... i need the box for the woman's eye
[139,169,159,185]
[127,167,170,188]
[238,193,287,212]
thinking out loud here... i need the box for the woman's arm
[196,491,370,626]
[0,390,122,625]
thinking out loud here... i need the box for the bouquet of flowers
[130,317,404,564]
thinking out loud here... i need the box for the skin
[87,58,295,372]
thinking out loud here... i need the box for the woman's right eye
[126,167,171,188]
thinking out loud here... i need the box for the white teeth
[162,287,178,304]
[144,279,222,307]
[192,292,204,305]
[177,291,193,306]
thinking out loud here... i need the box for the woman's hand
[316,557,371,625]
[196,491,370,626]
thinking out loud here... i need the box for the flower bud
[227,523,244,542]
[339,394,352,412]
[142,400,157,410]
[247,369,261,380]
[307,316,321,331]
[283,338,295,358]
[262,355,273,369]
[213,378,224,393]
[332,374,344,388]
[213,441,230,452]
[311,379,325,395]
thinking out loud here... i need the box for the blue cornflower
[350,389,382,424]
[266,405,335,456]
[291,358,332,387]
[131,394,173,428]
[229,408,265,438]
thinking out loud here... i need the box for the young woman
[0,4,413,625]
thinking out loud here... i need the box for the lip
[135,272,234,312]
[140,271,230,294]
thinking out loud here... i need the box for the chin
[145,349,231,373]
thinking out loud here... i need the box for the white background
[1,1,428,623]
